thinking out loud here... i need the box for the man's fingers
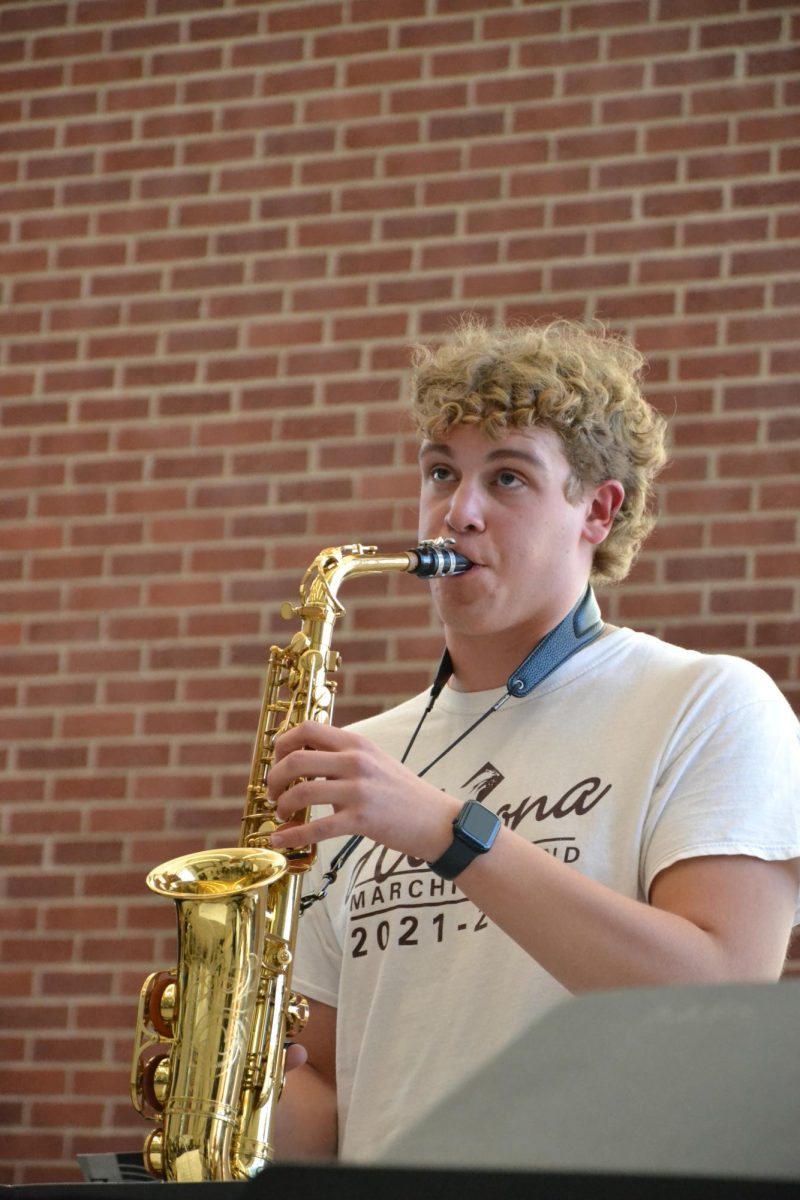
[273,720,343,760]
[270,811,342,848]
[284,1042,309,1072]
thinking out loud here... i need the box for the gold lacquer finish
[130,848,286,1181]
[130,543,465,1181]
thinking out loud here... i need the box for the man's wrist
[428,800,501,881]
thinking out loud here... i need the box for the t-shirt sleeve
[641,663,800,918]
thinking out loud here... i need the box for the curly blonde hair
[410,317,669,585]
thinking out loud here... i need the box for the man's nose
[445,479,486,533]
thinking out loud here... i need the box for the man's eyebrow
[418,441,451,460]
[418,441,549,472]
[485,447,549,471]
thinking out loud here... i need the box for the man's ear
[583,480,625,546]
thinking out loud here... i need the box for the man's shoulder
[610,627,792,713]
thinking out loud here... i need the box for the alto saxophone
[129,540,469,1181]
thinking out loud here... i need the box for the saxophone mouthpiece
[410,538,472,578]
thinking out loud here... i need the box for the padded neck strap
[507,585,603,698]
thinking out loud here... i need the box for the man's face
[417,423,611,650]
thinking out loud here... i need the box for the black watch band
[428,800,501,881]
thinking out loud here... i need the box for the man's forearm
[273,1062,338,1161]
[458,826,798,992]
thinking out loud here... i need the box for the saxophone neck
[303,543,412,606]
[295,538,472,626]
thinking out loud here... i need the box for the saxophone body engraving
[130,541,470,1181]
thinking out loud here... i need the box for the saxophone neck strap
[432,583,603,699]
[508,583,603,696]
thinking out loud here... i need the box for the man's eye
[496,470,522,487]
[429,465,453,482]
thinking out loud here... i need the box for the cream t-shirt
[293,629,800,1161]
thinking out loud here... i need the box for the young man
[266,319,800,1162]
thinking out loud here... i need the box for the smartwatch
[428,800,501,881]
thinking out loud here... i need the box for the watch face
[459,801,500,849]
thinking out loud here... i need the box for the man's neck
[444,592,602,694]
[445,627,548,693]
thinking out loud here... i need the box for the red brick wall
[1,0,798,1184]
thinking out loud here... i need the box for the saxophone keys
[143,1129,164,1178]
[143,970,178,1039]
[286,992,310,1039]
[262,934,292,972]
[298,647,323,672]
[289,631,311,655]
[141,1051,172,1110]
